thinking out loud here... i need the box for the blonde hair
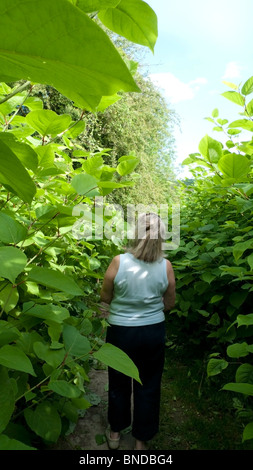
[128,212,166,263]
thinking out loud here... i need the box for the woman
[100,212,176,450]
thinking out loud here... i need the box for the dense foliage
[0,0,158,450]
[168,77,253,443]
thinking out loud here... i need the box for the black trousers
[106,321,166,442]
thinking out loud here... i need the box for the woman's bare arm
[100,255,120,304]
[163,259,176,312]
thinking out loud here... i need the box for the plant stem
[0,81,31,105]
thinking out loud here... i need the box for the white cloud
[222,61,242,79]
[149,72,207,103]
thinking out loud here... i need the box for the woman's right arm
[163,259,176,312]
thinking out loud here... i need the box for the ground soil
[55,369,135,451]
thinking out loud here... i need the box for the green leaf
[201,272,216,284]
[33,342,66,368]
[235,364,253,384]
[0,320,20,347]
[222,80,238,90]
[26,110,72,137]
[233,239,253,261]
[24,401,61,442]
[229,291,248,308]
[228,119,253,132]
[98,0,158,52]
[247,253,253,270]
[93,343,141,383]
[218,154,250,181]
[227,342,251,358]
[0,212,27,244]
[71,0,121,13]
[221,91,245,106]
[212,108,219,118]
[207,358,228,377]
[0,345,36,376]
[22,302,70,324]
[210,294,223,303]
[243,422,253,442]
[0,140,36,203]
[198,135,222,163]
[222,382,253,396]
[0,283,19,314]
[0,246,27,283]
[28,266,83,296]
[237,314,253,328]
[0,366,16,433]
[48,380,82,398]
[0,132,38,172]
[71,173,99,196]
[117,157,139,176]
[0,434,36,450]
[63,324,91,360]
[0,0,139,111]
[96,93,122,112]
[241,76,253,96]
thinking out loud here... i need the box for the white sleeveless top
[108,252,168,326]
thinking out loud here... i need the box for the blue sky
[144,0,253,177]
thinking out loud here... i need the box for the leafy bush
[0,0,157,449]
[168,77,253,443]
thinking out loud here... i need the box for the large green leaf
[0,213,27,244]
[0,246,27,283]
[0,366,16,433]
[237,314,253,328]
[198,135,222,163]
[227,342,253,358]
[218,153,250,180]
[0,321,20,347]
[222,382,253,396]
[22,302,70,324]
[71,174,99,196]
[24,401,61,442]
[48,379,82,398]
[98,0,158,52]
[235,364,253,384]
[93,343,141,383]
[243,422,253,442]
[0,283,19,314]
[221,91,245,106]
[0,435,36,450]
[72,0,121,13]
[27,266,83,296]
[33,342,65,368]
[0,0,139,111]
[26,110,72,137]
[0,345,36,376]
[117,156,139,176]
[0,140,36,203]
[63,324,91,360]
[241,76,253,96]
[228,119,253,132]
[207,358,228,377]
[233,239,253,261]
[0,132,38,172]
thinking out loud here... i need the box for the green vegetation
[167,76,253,446]
[0,0,159,450]
[0,0,252,452]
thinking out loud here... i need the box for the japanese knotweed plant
[168,76,253,443]
[0,0,157,449]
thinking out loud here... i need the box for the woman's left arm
[100,255,120,304]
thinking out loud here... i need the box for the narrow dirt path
[55,369,135,451]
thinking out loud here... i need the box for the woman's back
[108,252,168,326]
